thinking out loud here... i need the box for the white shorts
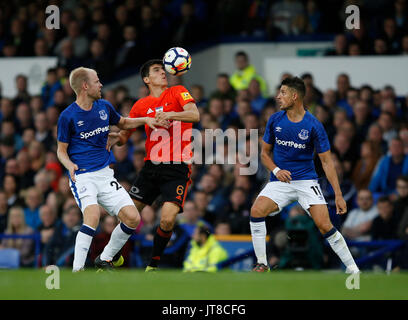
[257,180,327,216]
[69,166,134,216]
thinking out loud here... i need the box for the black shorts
[129,161,192,210]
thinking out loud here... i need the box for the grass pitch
[1,269,407,300]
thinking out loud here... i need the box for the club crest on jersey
[298,129,309,140]
[155,106,164,113]
[99,110,107,120]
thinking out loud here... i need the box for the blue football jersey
[57,99,121,174]
[263,110,330,181]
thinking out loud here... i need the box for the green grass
[1,269,407,300]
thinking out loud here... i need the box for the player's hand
[106,132,120,151]
[275,169,292,183]
[68,163,79,182]
[146,117,169,130]
[335,195,347,215]
[155,111,172,122]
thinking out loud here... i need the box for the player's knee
[250,205,266,218]
[119,206,141,229]
[316,221,333,235]
[160,217,175,231]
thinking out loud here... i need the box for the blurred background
[0,0,407,272]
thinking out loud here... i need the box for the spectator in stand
[3,174,22,207]
[342,189,379,241]
[0,190,9,233]
[401,34,408,55]
[41,68,62,109]
[210,73,236,101]
[247,78,267,115]
[37,204,59,249]
[34,112,54,151]
[381,18,402,54]
[115,25,141,71]
[15,102,33,135]
[179,200,211,237]
[183,224,228,272]
[0,206,35,267]
[219,187,250,234]
[373,38,390,55]
[371,196,399,240]
[56,39,82,73]
[370,138,408,197]
[138,206,158,240]
[393,175,408,220]
[229,51,268,97]
[42,205,81,266]
[112,144,134,182]
[367,123,388,155]
[348,42,362,56]
[171,1,203,47]
[335,73,350,105]
[269,0,305,35]
[351,140,382,190]
[84,39,113,82]
[16,150,35,191]
[378,112,398,144]
[301,73,322,114]
[332,131,358,178]
[353,100,374,145]
[28,140,45,172]
[23,187,42,230]
[55,20,89,59]
[13,74,30,106]
[190,84,208,109]
[326,34,348,56]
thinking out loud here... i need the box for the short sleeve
[57,112,71,143]
[173,85,195,107]
[104,100,121,125]
[129,101,140,119]
[263,115,275,145]
[313,119,330,154]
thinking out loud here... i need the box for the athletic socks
[100,222,135,262]
[250,217,268,265]
[324,227,360,273]
[73,224,95,272]
[149,226,173,268]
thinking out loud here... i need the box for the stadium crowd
[0,0,408,270]
[0,0,408,78]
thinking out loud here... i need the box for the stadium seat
[0,249,20,269]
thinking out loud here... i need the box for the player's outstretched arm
[155,102,200,123]
[116,116,169,130]
[57,141,78,182]
[261,141,292,183]
[318,150,347,214]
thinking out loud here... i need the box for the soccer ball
[163,47,192,76]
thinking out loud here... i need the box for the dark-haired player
[250,77,359,274]
[108,59,200,271]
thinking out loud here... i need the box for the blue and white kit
[259,110,331,214]
[57,99,134,215]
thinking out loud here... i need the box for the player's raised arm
[155,102,200,123]
[261,141,292,183]
[318,150,347,214]
[57,140,78,182]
